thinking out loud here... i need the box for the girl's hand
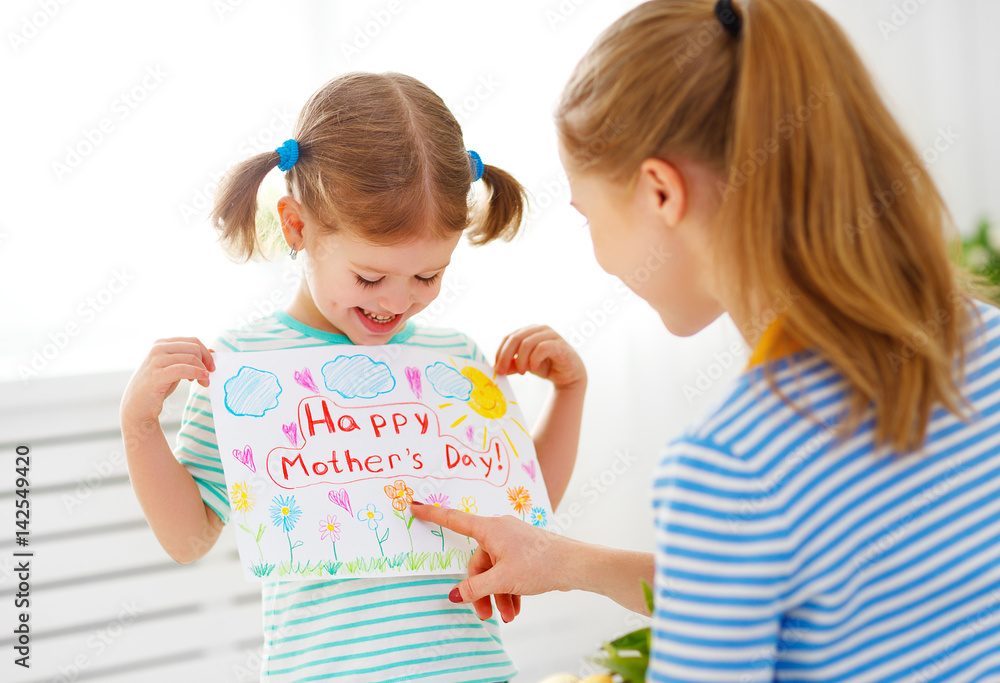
[410,502,581,623]
[121,337,216,427]
[494,325,586,391]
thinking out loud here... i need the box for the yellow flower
[459,496,478,514]
[230,481,256,514]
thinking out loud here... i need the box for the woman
[413,0,1000,680]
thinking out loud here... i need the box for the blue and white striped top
[174,310,517,683]
[650,298,1000,682]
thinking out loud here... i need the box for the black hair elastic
[715,0,742,38]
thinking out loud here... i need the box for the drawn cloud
[224,366,282,417]
[425,362,473,401]
[322,355,396,399]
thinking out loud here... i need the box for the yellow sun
[461,367,506,419]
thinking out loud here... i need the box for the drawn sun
[436,358,530,457]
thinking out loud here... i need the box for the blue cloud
[425,362,472,401]
[322,355,396,399]
[224,366,282,417]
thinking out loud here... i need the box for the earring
[289,245,297,260]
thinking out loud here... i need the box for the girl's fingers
[157,364,211,388]
[153,339,216,372]
[511,330,558,374]
[512,594,521,617]
[497,327,555,375]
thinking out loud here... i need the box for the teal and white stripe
[174,313,514,682]
[650,299,1000,682]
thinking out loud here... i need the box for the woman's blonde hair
[211,71,527,260]
[556,0,985,452]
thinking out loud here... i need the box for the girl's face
[279,197,461,345]
[558,141,727,337]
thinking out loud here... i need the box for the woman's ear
[276,196,306,249]
[635,158,687,230]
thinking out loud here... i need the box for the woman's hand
[410,502,580,623]
[494,325,586,391]
[411,502,656,620]
[121,337,216,427]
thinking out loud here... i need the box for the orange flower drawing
[384,479,414,512]
[507,486,532,515]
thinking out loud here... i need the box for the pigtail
[466,163,529,245]
[209,150,283,262]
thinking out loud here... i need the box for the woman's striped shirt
[650,298,1000,682]
[173,310,516,683]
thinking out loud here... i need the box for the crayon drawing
[208,344,552,581]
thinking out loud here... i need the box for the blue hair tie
[467,150,484,182]
[276,138,299,172]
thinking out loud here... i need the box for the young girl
[412,0,1000,680]
[119,71,587,682]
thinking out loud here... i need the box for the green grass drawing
[269,548,472,579]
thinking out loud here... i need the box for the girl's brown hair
[211,71,527,260]
[556,0,985,452]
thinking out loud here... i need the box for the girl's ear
[636,158,687,230]
[277,196,306,248]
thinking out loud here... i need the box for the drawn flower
[269,494,302,533]
[384,479,414,512]
[507,486,532,515]
[230,481,256,514]
[459,496,478,514]
[529,506,547,528]
[319,515,341,542]
[426,493,451,508]
[357,503,383,531]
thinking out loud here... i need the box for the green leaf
[641,578,654,614]
[609,627,650,655]
[406,514,416,529]
[256,524,266,541]
[238,524,251,534]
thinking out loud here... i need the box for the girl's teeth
[362,309,395,323]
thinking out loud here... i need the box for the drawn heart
[282,422,298,446]
[328,488,352,516]
[521,460,537,482]
[233,445,256,473]
[405,366,422,399]
[294,367,319,393]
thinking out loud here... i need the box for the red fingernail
[411,500,424,506]
[448,587,462,603]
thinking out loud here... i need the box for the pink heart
[294,367,319,393]
[232,445,256,473]
[328,488,352,516]
[405,366,422,399]
[465,426,475,444]
[282,422,298,446]
[521,460,537,482]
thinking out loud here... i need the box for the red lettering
[392,413,407,434]
[313,461,329,475]
[446,444,460,469]
[370,414,387,438]
[304,400,335,437]
[388,452,401,469]
[365,454,384,473]
[282,453,309,479]
[412,452,423,469]
[345,449,362,472]
[338,415,360,432]
[415,412,429,434]
[328,451,343,474]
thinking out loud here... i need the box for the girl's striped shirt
[173,310,516,683]
[650,298,1000,682]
